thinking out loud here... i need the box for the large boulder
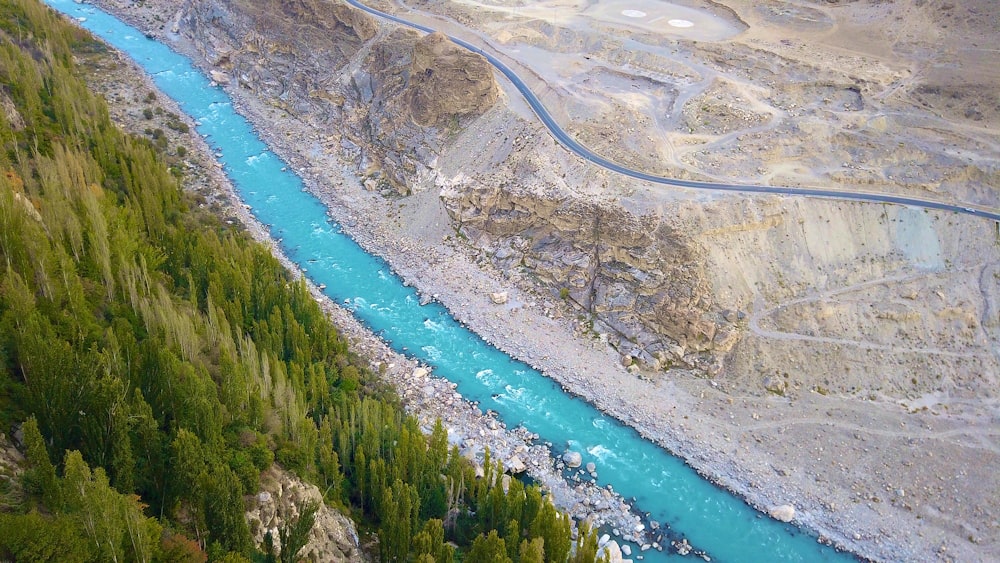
[763,376,787,395]
[562,450,583,468]
[768,504,796,522]
[598,539,624,562]
[506,455,527,474]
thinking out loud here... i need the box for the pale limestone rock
[246,466,365,562]
[599,539,624,562]
[769,504,796,522]
[209,70,230,85]
[673,538,692,555]
[506,455,527,474]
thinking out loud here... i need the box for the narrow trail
[747,265,994,359]
[743,415,1000,454]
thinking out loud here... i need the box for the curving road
[345,0,1000,222]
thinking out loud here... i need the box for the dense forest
[0,1,606,560]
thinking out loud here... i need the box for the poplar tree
[519,537,545,563]
[278,501,317,563]
[468,530,511,563]
[21,417,59,510]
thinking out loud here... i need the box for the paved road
[345,0,1000,222]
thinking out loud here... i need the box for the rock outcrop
[441,176,737,371]
[1,91,24,131]
[246,465,365,562]
[180,0,498,194]
[406,32,499,126]
[0,432,25,489]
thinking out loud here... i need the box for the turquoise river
[45,1,857,561]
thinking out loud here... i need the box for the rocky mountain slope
[163,0,741,373]
[247,466,364,561]
[182,0,497,194]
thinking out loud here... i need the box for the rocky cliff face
[246,465,365,562]
[181,0,497,194]
[441,177,735,371]
[172,0,731,370]
[424,96,737,371]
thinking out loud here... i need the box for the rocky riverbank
[78,11,666,559]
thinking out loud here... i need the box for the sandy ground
[82,0,1000,561]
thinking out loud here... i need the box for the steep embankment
[142,0,734,375]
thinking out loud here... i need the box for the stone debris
[673,538,692,555]
[598,538,626,562]
[209,69,230,85]
[506,455,527,474]
[563,450,583,468]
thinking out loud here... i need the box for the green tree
[21,417,60,510]
[317,416,343,503]
[61,450,162,563]
[569,522,609,563]
[529,499,571,563]
[0,511,95,562]
[378,479,418,562]
[168,429,207,526]
[518,537,545,563]
[200,465,251,554]
[278,501,318,563]
[412,518,451,563]
[467,530,511,563]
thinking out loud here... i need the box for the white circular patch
[668,19,694,28]
[621,9,647,18]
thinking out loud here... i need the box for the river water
[45,1,855,561]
